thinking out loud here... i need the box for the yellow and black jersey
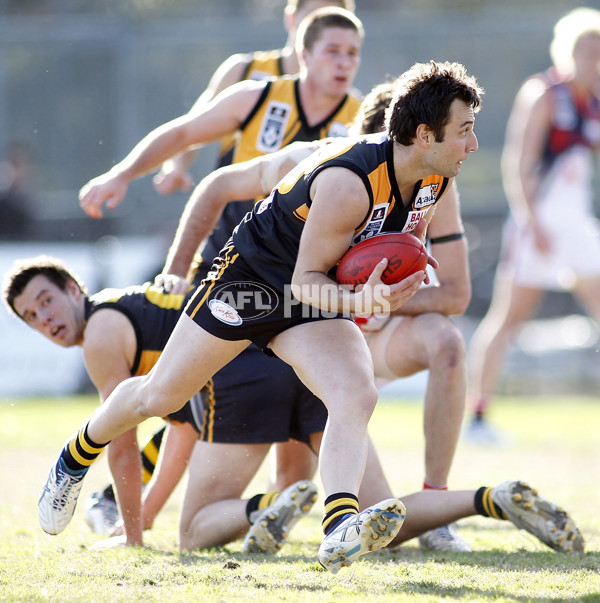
[230,132,450,289]
[217,49,286,168]
[85,284,202,430]
[232,75,361,165]
[200,75,362,269]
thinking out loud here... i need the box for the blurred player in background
[467,7,600,444]
[79,5,362,218]
[152,0,356,195]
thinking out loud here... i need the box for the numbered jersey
[86,284,202,429]
[230,132,449,289]
[199,75,361,268]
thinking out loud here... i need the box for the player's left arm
[140,421,198,530]
[391,181,471,317]
[83,310,144,546]
[158,157,269,291]
[158,142,320,293]
[292,167,426,315]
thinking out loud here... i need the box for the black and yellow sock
[61,422,108,473]
[474,486,508,520]
[322,492,359,535]
[245,490,281,524]
[140,425,166,485]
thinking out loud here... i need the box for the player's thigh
[145,313,250,413]
[270,318,376,411]
[180,440,270,526]
[486,275,544,328]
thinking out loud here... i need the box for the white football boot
[318,498,406,574]
[491,480,584,552]
[243,480,318,553]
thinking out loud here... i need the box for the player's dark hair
[296,6,363,54]
[352,80,396,135]
[385,61,483,145]
[2,255,87,318]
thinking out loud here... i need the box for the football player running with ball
[40,61,485,573]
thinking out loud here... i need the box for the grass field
[1,395,599,602]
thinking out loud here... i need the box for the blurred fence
[1,0,600,397]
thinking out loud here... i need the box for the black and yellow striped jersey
[217,50,286,167]
[85,283,202,429]
[230,132,450,289]
[199,75,362,269]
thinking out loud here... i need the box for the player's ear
[66,278,82,298]
[416,124,432,147]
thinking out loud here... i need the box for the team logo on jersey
[209,299,243,326]
[211,281,278,322]
[413,183,439,209]
[352,203,389,244]
[257,101,291,153]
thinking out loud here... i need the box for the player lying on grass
[85,80,473,553]
[3,258,584,557]
[2,256,327,548]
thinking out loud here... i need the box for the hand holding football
[336,232,429,287]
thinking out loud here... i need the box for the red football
[336,232,428,287]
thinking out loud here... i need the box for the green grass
[1,395,600,602]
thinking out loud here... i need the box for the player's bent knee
[330,380,378,420]
[430,324,466,366]
[135,377,183,420]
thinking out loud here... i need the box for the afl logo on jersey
[209,299,243,326]
[257,101,290,153]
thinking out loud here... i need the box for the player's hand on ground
[154,272,191,294]
[79,170,130,219]
[88,534,128,551]
[108,520,125,538]
[152,162,194,195]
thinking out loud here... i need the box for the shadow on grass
[375,545,600,572]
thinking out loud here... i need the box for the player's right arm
[291,167,427,316]
[157,141,319,293]
[79,80,265,219]
[153,52,255,196]
[82,309,143,546]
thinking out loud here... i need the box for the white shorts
[499,148,600,290]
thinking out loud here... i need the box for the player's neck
[298,78,346,126]
[391,142,433,195]
[280,45,300,75]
